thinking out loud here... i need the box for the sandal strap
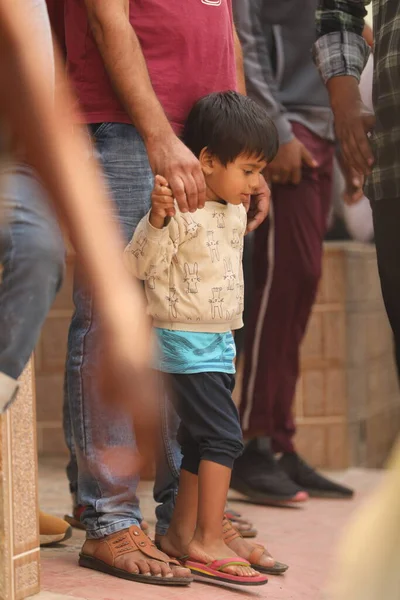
[105,526,171,564]
[222,517,242,544]
[207,558,251,571]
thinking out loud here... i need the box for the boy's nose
[250,174,261,191]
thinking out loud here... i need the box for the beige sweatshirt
[124,201,246,333]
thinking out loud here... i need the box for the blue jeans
[63,123,182,538]
[0,165,64,387]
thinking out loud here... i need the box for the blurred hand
[267,137,318,185]
[146,133,206,213]
[342,163,364,205]
[328,76,375,176]
[245,174,270,233]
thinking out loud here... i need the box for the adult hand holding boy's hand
[149,174,175,228]
[146,134,206,213]
[245,175,270,233]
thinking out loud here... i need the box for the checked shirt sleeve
[313,0,371,84]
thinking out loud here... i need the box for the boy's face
[203,153,267,205]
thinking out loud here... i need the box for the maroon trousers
[240,123,334,453]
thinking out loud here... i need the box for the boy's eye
[244,170,253,176]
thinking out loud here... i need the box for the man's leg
[153,383,182,537]
[65,123,152,537]
[65,123,190,582]
[371,197,400,377]
[0,165,64,409]
[233,124,352,501]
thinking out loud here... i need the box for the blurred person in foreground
[0,0,155,549]
[232,0,353,505]
[314,2,400,598]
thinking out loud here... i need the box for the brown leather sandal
[79,525,192,586]
[222,517,289,575]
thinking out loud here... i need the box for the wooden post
[0,359,40,600]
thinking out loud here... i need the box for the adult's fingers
[301,145,318,168]
[169,174,188,213]
[338,119,373,175]
[192,164,207,209]
[279,167,290,186]
[291,164,302,185]
[246,194,269,233]
[181,171,198,213]
[246,205,265,233]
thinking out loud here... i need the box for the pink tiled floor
[38,458,383,600]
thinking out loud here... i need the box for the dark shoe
[279,452,354,499]
[231,437,308,504]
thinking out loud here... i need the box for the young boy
[124,91,278,585]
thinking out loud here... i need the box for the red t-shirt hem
[79,110,182,135]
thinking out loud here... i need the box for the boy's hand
[150,174,175,229]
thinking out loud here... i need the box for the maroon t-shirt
[64,0,237,133]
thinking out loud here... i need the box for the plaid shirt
[314,1,400,202]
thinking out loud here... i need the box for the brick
[294,424,326,468]
[320,250,345,305]
[35,373,64,422]
[346,312,367,368]
[325,369,346,417]
[346,254,368,304]
[347,367,368,422]
[51,259,74,312]
[348,420,367,467]
[366,311,393,361]
[293,376,304,418]
[301,312,323,360]
[39,317,69,371]
[303,370,325,417]
[365,255,383,304]
[38,425,69,457]
[322,311,346,363]
[367,361,390,415]
[326,423,348,469]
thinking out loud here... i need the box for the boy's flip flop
[183,557,268,586]
[222,517,289,575]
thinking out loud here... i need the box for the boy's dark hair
[183,91,279,165]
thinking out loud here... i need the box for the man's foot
[79,525,192,586]
[279,452,354,499]
[39,511,72,547]
[231,437,309,504]
[222,517,288,575]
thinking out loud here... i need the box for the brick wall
[35,242,400,468]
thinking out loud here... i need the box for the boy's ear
[199,147,214,174]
